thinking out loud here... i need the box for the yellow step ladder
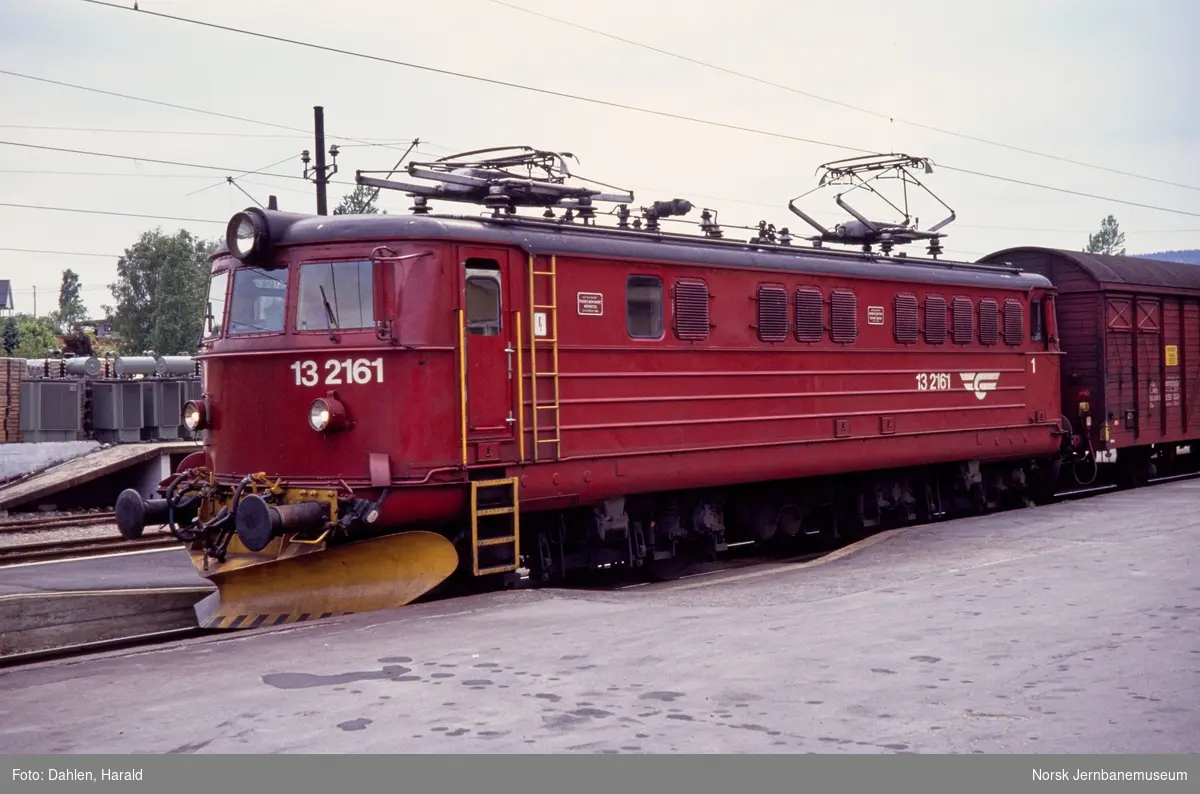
[469,477,520,576]
[528,254,561,461]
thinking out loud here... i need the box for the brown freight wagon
[979,247,1200,485]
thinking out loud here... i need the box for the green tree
[10,314,59,358]
[1085,214,1126,256]
[1,316,18,356]
[56,268,87,332]
[333,184,386,215]
[104,228,217,356]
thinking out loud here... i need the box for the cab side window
[465,272,502,336]
[627,275,663,339]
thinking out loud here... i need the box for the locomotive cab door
[459,248,518,465]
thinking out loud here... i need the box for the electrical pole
[314,106,328,215]
[302,106,337,215]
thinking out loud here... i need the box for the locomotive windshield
[203,270,229,339]
[227,267,287,335]
[296,259,374,331]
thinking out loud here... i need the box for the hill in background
[1139,249,1200,265]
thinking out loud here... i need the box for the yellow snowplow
[115,475,460,630]
[188,530,459,629]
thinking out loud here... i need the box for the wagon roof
[214,209,1053,292]
[981,246,1200,291]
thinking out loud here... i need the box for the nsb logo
[959,372,1000,400]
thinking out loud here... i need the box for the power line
[75,0,1200,220]
[619,181,1200,233]
[0,123,419,147]
[0,140,309,180]
[0,169,228,178]
[76,0,871,157]
[184,153,303,198]
[0,169,360,190]
[0,202,223,224]
[0,247,117,258]
[0,69,414,153]
[483,0,1200,195]
[937,165,1200,219]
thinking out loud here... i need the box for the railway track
[0,511,118,533]
[0,627,210,670]
[0,531,178,566]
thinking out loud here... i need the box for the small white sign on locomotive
[577,292,604,316]
[867,306,885,326]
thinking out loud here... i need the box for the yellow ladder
[469,477,520,576]
[528,254,561,461]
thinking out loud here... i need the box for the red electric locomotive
[115,148,1066,629]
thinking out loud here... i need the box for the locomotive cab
[115,208,462,629]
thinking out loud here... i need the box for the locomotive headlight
[182,400,206,431]
[308,395,347,432]
[225,208,268,262]
[309,400,331,431]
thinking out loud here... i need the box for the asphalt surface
[0,480,1197,754]
[0,548,206,596]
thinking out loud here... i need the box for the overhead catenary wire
[74,0,873,157]
[0,123,418,147]
[483,0,1200,195]
[0,247,121,259]
[0,201,223,225]
[72,0,1200,220]
[0,140,312,180]
[0,70,417,154]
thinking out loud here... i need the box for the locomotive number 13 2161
[291,358,384,386]
[915,372,952,391]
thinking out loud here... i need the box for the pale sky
[2,0,1198,318]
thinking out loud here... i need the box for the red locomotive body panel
[980,247,1200,472]
[194,215,1061,531]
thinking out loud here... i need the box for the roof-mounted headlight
[225,208,269,263]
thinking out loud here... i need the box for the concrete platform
[0,550,214,659]
[0,440,197,513]
[0,480,1197,754]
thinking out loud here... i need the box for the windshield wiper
[319,285,338,342]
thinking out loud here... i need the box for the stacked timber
[0,357,21,443]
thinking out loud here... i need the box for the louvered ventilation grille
[979,299,999,345]
[952,297,973,344]
[794,287,823,342]
[924,295,947,344]
[830,289,858,343]
[673,279,710,340]
[1004,299,1024,345]
[756,284,788,342]
[894,293,919,344]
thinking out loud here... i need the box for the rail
[0,532,178,566]
[0,512,118,533]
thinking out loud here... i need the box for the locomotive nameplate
[867,306,884,326]
[577,292,604,316]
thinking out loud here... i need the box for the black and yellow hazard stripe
[202,611,354,630]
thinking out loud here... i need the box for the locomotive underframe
[519,451,1065,585]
